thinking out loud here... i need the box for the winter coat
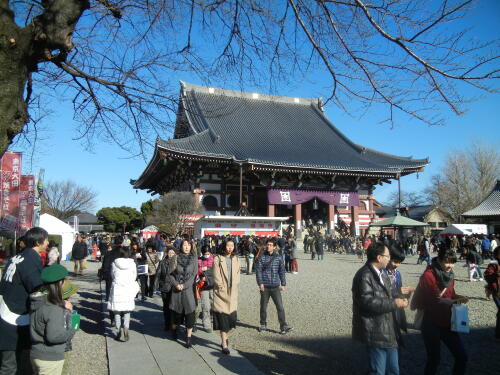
[212,255,240,315]
[255,251,286,288]
[141,251,160,275]
[168,254,197,314]
[107,258,139,312]
[157,257,175,293]
[71,241,87,260]
[102,248,121,280]
[352,263,400,349]
[484,260,500,295]
[30,293,75,361]
[410,265,459,327]
[0,247,43,351]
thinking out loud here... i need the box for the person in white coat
[107,247,139,342]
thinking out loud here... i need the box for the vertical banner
[18,175,35,233]
[0,152,22,230]
[33,168,45,227]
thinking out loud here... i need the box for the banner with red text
[18,175,35,233]
[0,152,22,231]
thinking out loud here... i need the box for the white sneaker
[479,278,484,281]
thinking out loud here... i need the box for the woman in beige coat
[212,239,240,354]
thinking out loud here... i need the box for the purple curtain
[267,189,359,207]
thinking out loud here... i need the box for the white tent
[40,213,77,261]
[140,225,159,240]
[439,224,488,236]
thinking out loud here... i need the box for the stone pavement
[103,292,263,375]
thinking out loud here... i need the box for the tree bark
[0,1,31,154]
[0,0,89,156]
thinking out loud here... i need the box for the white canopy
[141,225,159,232]
[40,213,77,260]
[439,224,488,236]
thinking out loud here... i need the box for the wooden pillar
[351,205,360,236]
[294,204,302,238]
[328,204,335,234]
[268,204,275,217]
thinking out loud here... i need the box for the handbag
[137,264,149,275]
[203,268,214,290]
[451,304,470,333]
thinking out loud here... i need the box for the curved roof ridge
[180,80,319,107]
[310,105,428,167]
[358,145,429,164]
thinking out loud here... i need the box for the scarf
[178,253,192,270]
[431,257,454,290]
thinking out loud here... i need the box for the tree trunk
[0,3,31,155]
[0,0,90,156]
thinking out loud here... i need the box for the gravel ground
[230,245,498,375]
[58,248,498,375]
[62,261,108,375]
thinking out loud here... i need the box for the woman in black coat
[156,247,177,331]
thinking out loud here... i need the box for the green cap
[41,264,68,283]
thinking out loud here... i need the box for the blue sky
[11,1,500,213]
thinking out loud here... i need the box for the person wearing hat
[0,227,48,375]
[30,264,77,375]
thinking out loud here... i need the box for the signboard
[0,152,22,230]
[18,175,36,233]
[267,189,359,207]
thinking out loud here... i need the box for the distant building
[462,180,500,234]
[66,213,104,233]
[375,204,452,235]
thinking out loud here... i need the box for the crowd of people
[352,235,500,375]
[96,233,294,357]
[0,226,499,375]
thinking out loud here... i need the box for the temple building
[132,82,428,236]
[462,180,500,234]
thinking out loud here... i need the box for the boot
[114,328,122,341]
[123,328,129,342]
[185,336,192,348]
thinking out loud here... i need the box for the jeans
[421,318,467,375]
[418,253,431,265]
[198,289,213,329]
[366,346,399,375]
[260,287,287,329]
[475,265,483,278]
[317,253,324,260]
[114,312,131,331]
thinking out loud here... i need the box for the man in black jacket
[352,242,408,375]
[71,234,88,275]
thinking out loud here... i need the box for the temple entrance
[275,204,293,223]
[302,198,328,228]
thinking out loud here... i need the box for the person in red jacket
[411,248,468,375]
[484,246,500,339]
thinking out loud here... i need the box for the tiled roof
[462,180,500,217]
[158,82,428,175]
